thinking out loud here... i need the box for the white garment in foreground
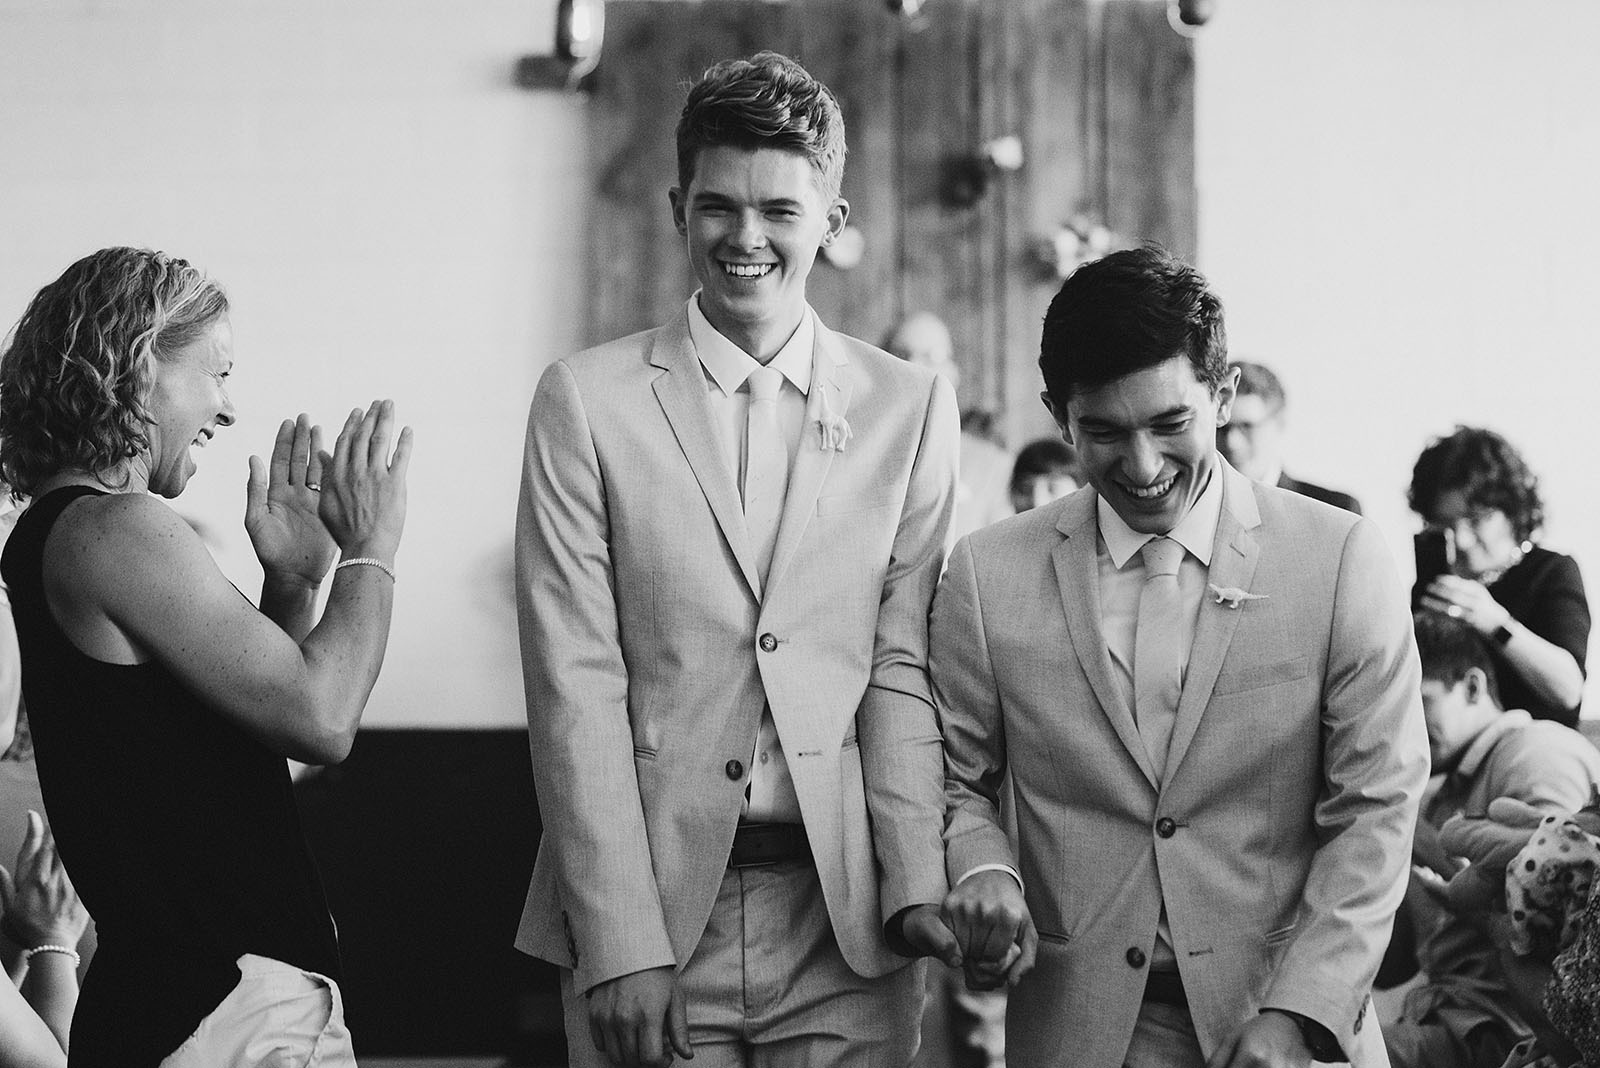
[159,953,355,1068]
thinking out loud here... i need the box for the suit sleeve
[930,535,1018,883]
[858,373,960,922]
[516,360,675,993]
[1262,518,1430,1050]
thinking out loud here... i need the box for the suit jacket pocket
[816,488,899,516]
[1036,929,1072,946]
[1213,655,1309,695]
[633,745,658,761]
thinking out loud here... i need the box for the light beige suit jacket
[932,462,1428,1068]
[514,307,959,995]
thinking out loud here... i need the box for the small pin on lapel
[1207,583,1267,609]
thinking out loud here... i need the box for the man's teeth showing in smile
[723,262,774,279]
[1123,474,1176,500]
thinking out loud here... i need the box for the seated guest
[1438,797,1600,1068]
[1007,438,1079,516]
[1387,610,1600,1068]
[1219,360,1362,513]
[1409,426,1588,726]
[0,810,87,1060]
[886,311,1014,541]
[0,247,412,1067]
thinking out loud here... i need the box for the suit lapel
[648,312,764,601]
[1053,494,1161,790]
[761,321,850,602]
[1164,464,1263,780]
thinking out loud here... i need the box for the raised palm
[245,414,337,586]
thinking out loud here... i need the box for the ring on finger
[1446,604,1463,619]
[305,482,322,492]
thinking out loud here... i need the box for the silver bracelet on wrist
[335,557,396,581]
[23,943,80,968]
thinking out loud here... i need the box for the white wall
[1195,0,1599,709]
[0,0,590,727]
[3,1,1594,725]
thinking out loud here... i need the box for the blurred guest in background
[1409,426,1588,727]
[0,247,412,1067]
[887,311,1014,542]
[0,810,87,1060]
[1386,610,1600,1068]
[1007,438,1079,516]
[0,492,20,758]
[1219,360,1362,514]
[1437,797,1600,1068]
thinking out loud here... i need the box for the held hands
[587,965,692,1068]
[1421,575,1511,637]
[939,870,1037,991]
[0,811,88,950]
[897,903,964,969]
[246,413,337,586]
[1206,1011,1311,1068]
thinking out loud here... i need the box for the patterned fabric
[1544,873,1600,1068]
[1506,813,1600,958]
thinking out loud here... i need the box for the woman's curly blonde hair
[0,247,228,497]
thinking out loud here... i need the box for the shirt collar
[1097,462,1225,570]
[686,294,814,398]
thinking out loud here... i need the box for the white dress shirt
[685,295,812,824]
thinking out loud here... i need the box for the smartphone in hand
[1412,529,1454,607]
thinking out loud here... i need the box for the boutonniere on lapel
[814,386,852,451]
[1207,583,1267,609]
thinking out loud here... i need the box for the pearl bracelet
[335,557,396,581]
[23,944,80,968]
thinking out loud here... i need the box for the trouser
[562,859,924,1067]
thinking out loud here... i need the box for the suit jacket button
[1126,946,1146,968]
[725,758,744,781]
[759,633,778,652]
[1156,817,1177,838]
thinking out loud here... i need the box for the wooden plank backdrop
[580,0,1195,445]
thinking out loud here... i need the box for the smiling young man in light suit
[514,52,962,1068]
[931,248,1429,1068]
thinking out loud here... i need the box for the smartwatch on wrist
[1492,623,1514,646]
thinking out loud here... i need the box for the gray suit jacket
[932,462,1427,1067]
[515,307,959,994]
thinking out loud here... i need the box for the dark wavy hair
[1039,246,1228,406]
[676,51,847,199]
[1408,426,1545,545]
[0,247,228,497]
[1413,608,1502,705]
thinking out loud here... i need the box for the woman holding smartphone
[1409,426,1588,727]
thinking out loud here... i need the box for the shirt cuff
[956,863,1024,894]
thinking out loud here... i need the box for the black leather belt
[728,822,812,868]
[1143,969,1188,1008]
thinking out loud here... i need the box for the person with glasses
[1409,426,1588,727]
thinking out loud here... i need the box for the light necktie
[741,365,799,822]
[1134,536,1185,780]
[742,365,787,588]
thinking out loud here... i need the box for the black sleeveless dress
[0,486,343,1066]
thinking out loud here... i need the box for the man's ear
[1213,364,1241,427]
[823,197,849,245]
[668,187,687,236]
[1041,391,1074,444]
[1464,667,1490,706]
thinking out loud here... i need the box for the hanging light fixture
[515,0,605,91]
